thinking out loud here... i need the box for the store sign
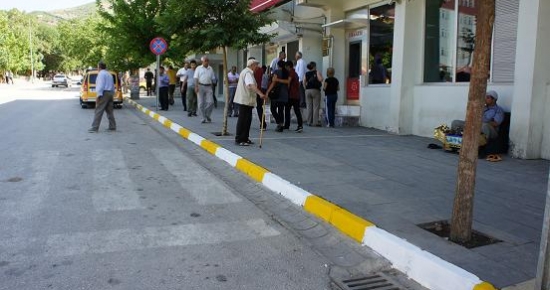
[348,29,366,41]
[347,78,360,100]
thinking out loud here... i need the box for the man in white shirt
[227,66,239,117]
[234,58,266,146]
[89,61,116,132]
[176,61,189,111]
[295,51,306,107]
[194,55,216,123]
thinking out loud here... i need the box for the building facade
[251,0,550,159]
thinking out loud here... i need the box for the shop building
[251,0,550,159]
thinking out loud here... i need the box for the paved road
[0,83,424,290]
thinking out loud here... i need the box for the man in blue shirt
[451,90,505,140]
[89,61,116,133]
[157,66,170,111]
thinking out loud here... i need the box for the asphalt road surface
[0,82,423,290]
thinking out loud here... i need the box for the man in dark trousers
[144,68,154,96]
[89,61,116,133]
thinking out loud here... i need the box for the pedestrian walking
[295,51,306,108]
[144,68,154,96]
[323,67,339,128]
[184,60,198,117]
[234,58,265,146]
[303,61,323,127]
[266,60,290,132]
[177,61,189,111]
[167,66,177,105]
[254,65,268,130]
[158,66,170,111]
[88,61,116,133]
[284,60,303,132]
[227,66,239,117]
[194,55,216,123]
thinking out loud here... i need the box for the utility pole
[535,171,550,290]
[29,18,34,83]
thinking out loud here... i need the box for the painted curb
[125,98,497,290]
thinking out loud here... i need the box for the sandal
[246,140,255,144]
[486,154,502,162]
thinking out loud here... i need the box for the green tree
[97,0,170,72]
[161,0,273,135]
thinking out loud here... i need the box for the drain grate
[333,273,402,290]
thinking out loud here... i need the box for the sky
[0,0,94,12]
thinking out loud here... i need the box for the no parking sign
[150,37,168,55]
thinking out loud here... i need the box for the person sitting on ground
[451,90,504,141]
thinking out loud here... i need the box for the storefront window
[424,0,456,82]
[455,2,476,82]
[369,3,395,84]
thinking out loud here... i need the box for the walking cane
[259,98,267,148]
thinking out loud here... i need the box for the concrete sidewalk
[129,95,548,289]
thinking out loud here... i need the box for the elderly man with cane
[234,58,266,147]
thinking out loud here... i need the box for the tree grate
[333,273,402,290]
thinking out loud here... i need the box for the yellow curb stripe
[304,195,375,243]
[178,128,191,139]
[153,114,160,121]
[303,195,337,222]
[473,282,497,290]
[163,119,173,128]
[235,159,268,183]
[144,109,150,115]
[200,140,220,155]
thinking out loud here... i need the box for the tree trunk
[449,0,495,243]
[221,46,230,135]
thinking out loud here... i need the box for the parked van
[79,70,123,109]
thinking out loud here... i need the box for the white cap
[247,59,259,67]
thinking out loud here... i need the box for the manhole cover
[333,273,402,290]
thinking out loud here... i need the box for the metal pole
[29,19,34,83]
[156,55,160,110]
[535,169,550,290]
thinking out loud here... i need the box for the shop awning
[322,18,369,29]
[250,0,290,12]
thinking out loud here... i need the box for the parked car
[79,70,123,109]
[70,75,83,85]
[52,74,71,88]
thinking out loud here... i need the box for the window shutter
[492,0,518,83]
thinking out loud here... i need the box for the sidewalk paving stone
[130,95,550,288]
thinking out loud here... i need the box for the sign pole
[156,55,160,111]
[535,169,550,290]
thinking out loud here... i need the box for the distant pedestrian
[266,60,290,132]
[88,61,116,133]
[144,68,154,96]
[284,60,303,133]
[303,61,323,127]
[194,55,216,123]
[227,66,239,117]
[269,51,286,75]
[184,60,198,117]
[295,51,306,107]
[167,65,177,105]
[177,61,189,111]
[7,71,13,84]
[323,67,339,128]
[370,54,387,84]
[234,58,265,146]
[158,66,170,111]
[254,64,268,130]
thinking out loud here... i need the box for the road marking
[152,149,241,205]
[92,149,144,212]
[1,151,58,219]
[45,219,279,257]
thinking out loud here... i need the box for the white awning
[322,18,368,29]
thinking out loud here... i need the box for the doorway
[347,41,362,100]
[287,41,299,64]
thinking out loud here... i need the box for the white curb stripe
[363,227,482,290]
[215,148,242,167]
[188,133,204,146]
[262,173,311,206]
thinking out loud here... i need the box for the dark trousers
[325,94,338,127]
[180,83,187,111]
[91,91,116,130]
[270,101,285,125]
[169,84,176,105]
[299,84,306,107]
[146,82,152,96]
[159,87,169,110]
[235,104,253,143]
[256,94,266,128]
[284,99,303,129]
[212,85,218,108]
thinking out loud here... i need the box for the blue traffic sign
[150,37,168,55]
